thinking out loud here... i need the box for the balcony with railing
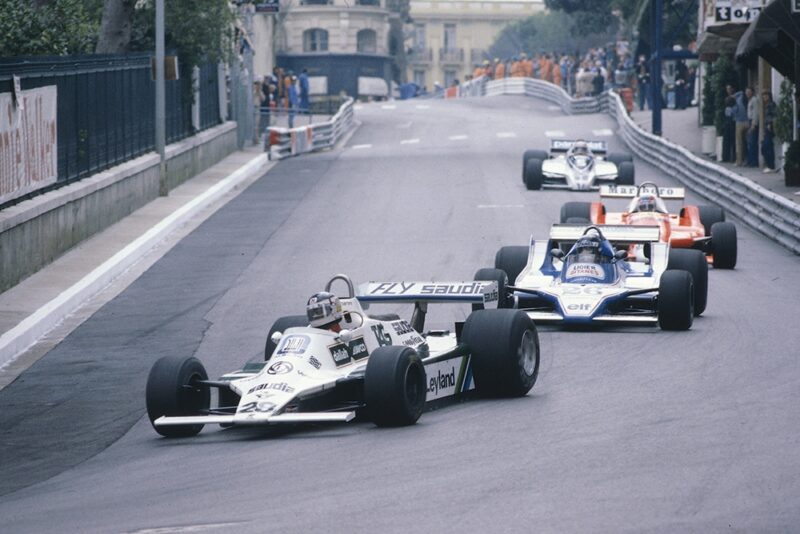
[470,48,488,65]
[407,47,433,64]
[439,48,464,64]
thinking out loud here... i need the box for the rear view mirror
[551,249,565,259]
[270,331,283,345]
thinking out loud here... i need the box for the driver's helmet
[574,236,601,263]
[571,140,590,157]
[306,291,343,328]
[636,194,657,212]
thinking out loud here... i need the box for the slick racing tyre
[522,150,547,183]
[606,152,633,165]
[658,270,694,331]
[668,248,708,316]
[146,356,210,438]
[617,161,635,185]
[524,159,544,190]
[473,268,510,311]
[462,309,539,397]
[365,346,426,427]
[494,246,528,286]
[264,315,308,360]
[560,201,592,223]
[711,221,737,269]
[698,205,725,236]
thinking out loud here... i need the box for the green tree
[0,0,98,56]
[774,78,796,143]
[710,54,737,133]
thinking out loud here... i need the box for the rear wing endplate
[549,224,661,245]
[599,184,685,199]
[357,281,498,307]
[550,139,607,154]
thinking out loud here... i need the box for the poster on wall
[713,0,762,24]
[0,85,58,205]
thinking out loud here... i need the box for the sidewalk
[630,107,799,204]
[0,146,271,389]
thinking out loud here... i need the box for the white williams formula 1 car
[522,139,635,191]
[146,274,539,438]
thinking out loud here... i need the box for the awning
[736,0,800,81]
[698,21,752,61]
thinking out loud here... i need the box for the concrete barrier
[0,121,238,292]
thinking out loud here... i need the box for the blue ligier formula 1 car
[485,225,701,330]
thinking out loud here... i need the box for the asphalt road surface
[1,96,799,533]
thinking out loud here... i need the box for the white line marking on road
[547,105,561,111]
[477,204,525,209]
[381,104,396,110]
[592,128,614,136]
[400,138,420,145]
[416,104,430,109]
[397,121,413,129]
[497,132,517,138]
[351,144,372,150]
[353,105,364,111]
[545,130,565,138]
[449,135,468,140]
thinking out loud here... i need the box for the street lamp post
[155,0,167,195]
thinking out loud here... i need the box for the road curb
[0,153,271,372]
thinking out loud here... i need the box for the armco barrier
[461,76,800,255]
[268,98,355,160]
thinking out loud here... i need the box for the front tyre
[494,246,528,285]
[524,159,544,190]
[711,222,737,269]
[668,249,708,316]
[522,150,548,183]
[617,161,635,185]
[146,356,210,438]
[462,309,539,397]
[472,267,510,311]
[264,315,309,360]
[365,346,426,427]
[658,271,694,331]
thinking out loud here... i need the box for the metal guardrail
[457,76,800,255]
[267,97,355,160]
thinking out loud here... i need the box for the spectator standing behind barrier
[732,87,749,166]
[674,60,688,110]
[299,69,310,114]
[723,94,737,163]
[635,56,650,111]
[494,58,505,80]
[761,90,777,172]
[746,87,759,167]
[287,75,299,128]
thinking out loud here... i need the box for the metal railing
[439,48,464,64]
[408,48,433,64]
[267,98,355,160]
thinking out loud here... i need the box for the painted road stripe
[353,105,364,111]
[477,204,524,208]
[593,128,614,136]
[497,132,517,138]
[416,104,430,109]
[545,130,565,138]
[449,135,468,140]
[381,104,396,110]
[351,144,372,150]
[400,138,420,145]
[397,121,412,129]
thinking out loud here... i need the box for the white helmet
[306,292,343,328]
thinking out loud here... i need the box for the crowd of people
[254,66,311,131]
[721,84,777,172]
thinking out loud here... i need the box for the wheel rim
[519,329,537,376]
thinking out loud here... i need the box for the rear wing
[549,224,661,245]
[357,281,498,308]
[599,184,685,200]
[550,139,607,154]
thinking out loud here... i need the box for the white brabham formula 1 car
[522,139,635,191]
[146,274,540,438]
[486,225,704,330]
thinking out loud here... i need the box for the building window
[444,69,457,88]
[413,70,426,88]
[357,29,377,54]
[303,29,329,52]
[443,24,456,51]
[414,24,426,49]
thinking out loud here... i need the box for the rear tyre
[524,159,543,190]
[560,201,592,223]
[365,346,426,427]
[698,205,725,236]
[617,161,635,185]
[711,221,737,269]
[495,246,529,285]
[668,249,708,315]
[472,268,510,311]
[606,152,633,165]
[658,270,694,331]
[146,356,210,438]
[264,315,308,360]
[522,149,548,183]
[462,309,539,397]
